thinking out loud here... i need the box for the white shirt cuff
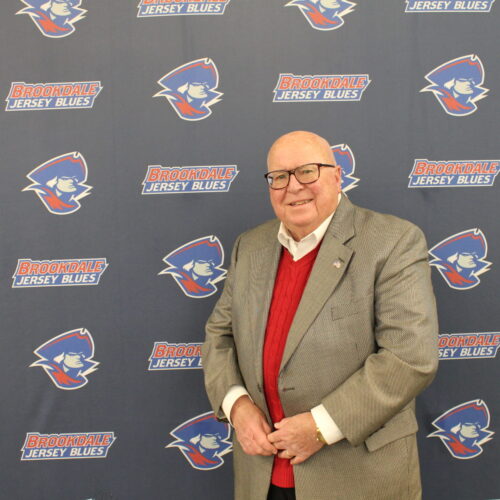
[222,385,251,424]
[311,404,344,445]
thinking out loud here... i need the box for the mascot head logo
[31,328,98,390]
[167,412,232,470]
[286,0,355,31]
[160,236,226,298]
[155,58,222,121]
[23,152,91,215]
[428,400,494,459]
[429,229,491,290]
[331,143,359,192]
[17,0,86,38]
[421,55,488,117]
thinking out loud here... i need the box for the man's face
[457,252,478,269]
[187,82,209,100]
[192,260,215,277]
[320,0,341,9]
[459,422,480,439]
[56,176,78,193]
[63,352,85,369]
[50,0,72,17]
[268,138,341,241]
[454,78,475,95]
[200,433,221,450]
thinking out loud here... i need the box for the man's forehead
[267,131,333,168]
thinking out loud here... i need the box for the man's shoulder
[349,200,426,246]
[353,202,421,232]
[236,218,280,252]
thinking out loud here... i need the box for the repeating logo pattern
[142,165,238,194]
[439,332,500,360]
[428,400,494,459]
[421,55,488,116]
[331,144,359,192]
[24,152,92,214]
[160,236,226,298]
[17,0,86,38]
[155,58,222,121]
[149,342,202,370]
[286,0,355,30]
[31,328,98,390]
[273,73,370,102]
[406,0,495,12]
[12,258,108,288]
[429,229,491,290]
[166,412,232,470]
[22,432,116,460]
[137,0,231,17]
[408,159,499,188]
[6,81,102,111]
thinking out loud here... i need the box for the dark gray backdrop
[1,1,499,499]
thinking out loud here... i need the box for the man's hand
[231,396,277,457]
[268,412,324,465]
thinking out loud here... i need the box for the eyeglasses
[264,163,337,190]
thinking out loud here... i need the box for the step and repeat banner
[0,1,499,499]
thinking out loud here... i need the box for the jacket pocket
[365,407,418,452]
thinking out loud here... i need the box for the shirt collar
[277,193,341,261]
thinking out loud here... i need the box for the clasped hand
[231,396,324,465]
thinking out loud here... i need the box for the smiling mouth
[289,199,313,206]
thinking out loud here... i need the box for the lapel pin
[333,259,342,269]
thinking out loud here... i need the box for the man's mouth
[289,199,313,207]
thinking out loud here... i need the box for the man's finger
[273,419,288,429]
[260,421,272,435]
[267,431,278,443]
[290,455,306,465]
[278,450,294,460]
[267,430,287,443]
[267,434,286,449]
[257,435,277,454]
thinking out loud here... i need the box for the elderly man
[202,131,438,500]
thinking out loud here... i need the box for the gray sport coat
[202,195,438,500]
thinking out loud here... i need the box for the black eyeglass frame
[264,163,337,190]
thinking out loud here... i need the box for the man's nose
[287,173,304,193]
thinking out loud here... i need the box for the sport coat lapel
[248,227,281,387]
[280,195,356,372]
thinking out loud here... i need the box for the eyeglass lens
[267,164,319,189]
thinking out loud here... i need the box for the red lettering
[10,84,25,98]
[224,167,235,179]
[26,435,40,448]
[154,344,167,357]
[414,161,427,175]
[17,261,31,275]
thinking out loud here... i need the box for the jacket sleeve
[202,234,245,421]
[321,224,439,446]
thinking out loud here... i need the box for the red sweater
[262,246,320,488]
